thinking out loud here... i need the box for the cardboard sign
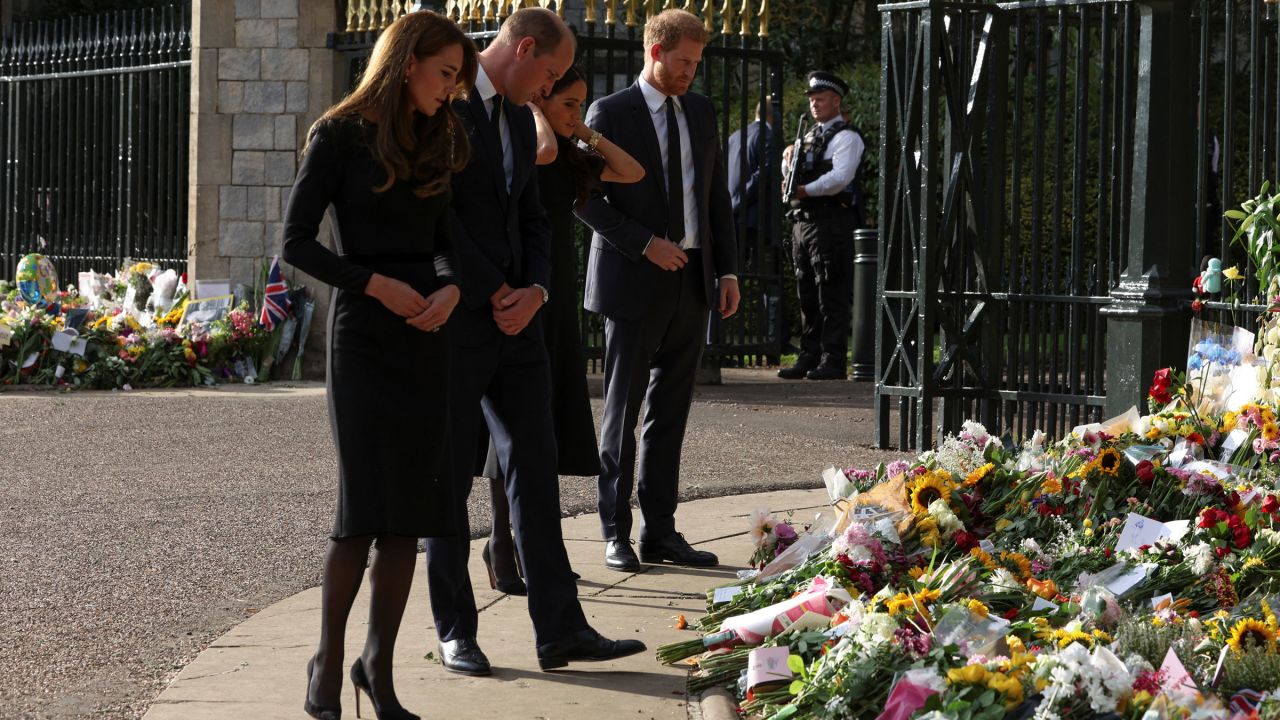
[746,647,793,690]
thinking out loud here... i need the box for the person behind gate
[423,6,645,679]
[776,70,866,381]
[577,8,741,574]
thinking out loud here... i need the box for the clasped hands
[642,237,740,319]
[366,274,460,333]
[490,283,544,335]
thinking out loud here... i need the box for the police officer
[778,71,865,381]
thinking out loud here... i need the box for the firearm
[781,113,809,204]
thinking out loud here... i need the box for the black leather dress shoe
[639,532,719,567]
[536,627,647,670]
[806,362,847,380]
[438,637,491,676]
[604,539,640,572]
[777,354,819,379]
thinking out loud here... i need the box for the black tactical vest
[793,120,864,213]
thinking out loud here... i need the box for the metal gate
[0,3,191,284]
[877,0,1280,451]
[330,0,786,366]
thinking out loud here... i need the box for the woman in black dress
[480,66,645,593]
[282,12,476,720]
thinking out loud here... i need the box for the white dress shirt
[639,76,698,250]
[800,115,864,197]
[474,64,513,194]
[638,76,735,281]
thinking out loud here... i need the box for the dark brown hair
[546,66,603,208]
[319,10,477,197]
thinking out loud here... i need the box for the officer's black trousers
[792,206,856,364]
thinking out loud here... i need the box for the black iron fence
[332,0,786,367]
[0,2,191,285]
[876,0,1274,450]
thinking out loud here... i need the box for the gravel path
[0,368,906,719]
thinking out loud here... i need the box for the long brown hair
[320,11,477,197]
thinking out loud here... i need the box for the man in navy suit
[577,9,740,573]
[425,7,644,675]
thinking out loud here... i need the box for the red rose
[1135,460,1156,485]
[1149,384,1173,404]
[953,531,978,550]
[1192,299,1204,314]
[1152,368,1173,386]
[1216,546,1232,558]
[1002,608,1019,621]
[1264,495,1280,514]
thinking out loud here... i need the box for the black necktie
[489,95,504,160]
[665,97,685,246]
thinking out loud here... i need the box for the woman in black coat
[282,12,476,720]
[480,65,645,594]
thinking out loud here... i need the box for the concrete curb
[696,686,742,720]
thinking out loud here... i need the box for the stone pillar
[188,0,341,378]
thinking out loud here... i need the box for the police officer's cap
[805,71,848,98]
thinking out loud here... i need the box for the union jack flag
[260,256,291,331]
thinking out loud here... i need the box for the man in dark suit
[578,9,740,573]
[727,98,774,243]
[425,7,644,675]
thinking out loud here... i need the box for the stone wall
[188,0,340,378]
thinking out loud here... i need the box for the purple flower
[774,522,797,541]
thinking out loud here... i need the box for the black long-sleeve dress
[283,114,457,539]
[480,137,602,478]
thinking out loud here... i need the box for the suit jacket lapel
[468,91,509,208]
[628,83,667,203]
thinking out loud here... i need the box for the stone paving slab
[143,488,831,720]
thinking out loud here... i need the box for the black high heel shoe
[350,657,419,720]
[482,539,527,595]
[305,656,341,720]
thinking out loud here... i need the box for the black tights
[308,534,418,712]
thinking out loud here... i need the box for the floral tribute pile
[0,257,311,389]
[661,337,1280,718]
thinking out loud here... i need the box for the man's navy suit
[425,86,587,647]
[577,81,737,544]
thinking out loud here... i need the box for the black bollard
[850,228,878,381]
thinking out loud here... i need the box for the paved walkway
[142,489,830,720]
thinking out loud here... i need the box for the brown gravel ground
[0,368,907,719]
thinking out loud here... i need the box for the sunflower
[1227,618,1278,654]
[1051,628,1096,649]
[970,547,997,570]
[1095,448,1123,475]
[1001,551,1033,581]
[909,473,952,515]
[965,463,995,487]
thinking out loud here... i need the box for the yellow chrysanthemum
[909,473,952,515]
[967,599,989,619]
[1222,411,1240,432]
[907,566,925,580]
[1040,477,1062,495]
[995,518,1012,531]
[1264,424,1280,443]
[1227,618,1277,654]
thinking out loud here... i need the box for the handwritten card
[1115,513,1178,552]
[746,647,793,690]
[1220,428,1250,460]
